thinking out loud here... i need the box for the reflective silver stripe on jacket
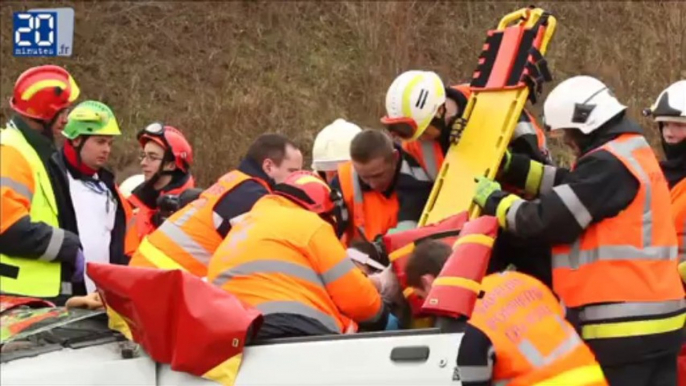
[578,298,685,322]
[539,165,557,195]
[39,228,65,262]
[1,176,34,203]
[212,258,359,333]
[513,120,537,140]
[212,258,356,288]
[255,301,341,333]
[494,316,582,385]
[155,207,214,267]
[419,140,439,180]
[459,346,495,383]
[351,169,366,237]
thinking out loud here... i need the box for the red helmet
[274,171,349,237]
[10,65,80,121]
[137,122,194,173]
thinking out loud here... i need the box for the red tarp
[87,262,263,380]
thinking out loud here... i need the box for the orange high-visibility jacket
[130,170,269,277]
[670,178,686,263]
[552,134,684,331]
[116,187,139,258]
[466,271,608,386]
[128,175,196,240]
[207,195,384,334]
[337,161,399,243]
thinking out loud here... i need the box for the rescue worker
[0,65,83,304]
[129,133,302,277]
[381,70,553,289]
[330,129,434,244]
[405,240,608,386]
[381,70,551,181]
[645,80,686,269]
[643,80,686,386]
[473,75,685,385]
[207,171,389,340]
[312,118,362,183]
[49,100,138,294]
[129,122,195,239]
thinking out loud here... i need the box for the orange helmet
[10,65,80,121]
[274,171,349,237]
[137,122,194,173]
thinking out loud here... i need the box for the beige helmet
[312,119,362,172]
[119,174,145,198]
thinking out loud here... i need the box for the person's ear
[262,158,274,175]
[71,137,83,147]
[420,274,435,295]
[163,161,176,172]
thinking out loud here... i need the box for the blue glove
[385,313,400,331]
[71,249,85,282]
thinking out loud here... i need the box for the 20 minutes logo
[13,7,75,57]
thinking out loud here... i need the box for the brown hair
[246,133,299,166]
[404,240,452,287]
[349,129,395,164]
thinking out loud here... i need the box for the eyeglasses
[139,152,164,162]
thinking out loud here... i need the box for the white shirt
[67,170,117,293]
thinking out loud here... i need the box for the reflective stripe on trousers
[212,257,372,332]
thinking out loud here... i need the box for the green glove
[473,176,502,208]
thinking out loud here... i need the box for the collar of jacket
[578,113,645,157]
[52,149,117,189]
[10,115,57,165]
[238,157,275,187]
[358,143,405,198]
[131,171,193,210]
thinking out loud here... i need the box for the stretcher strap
[471,12,552,91]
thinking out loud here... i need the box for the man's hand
[473,176,502,208]
[368,267,402,305]
[65,292,104,310]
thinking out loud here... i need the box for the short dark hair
[404,240,452,288]
[350,129,395,164]
[245,133,299,166]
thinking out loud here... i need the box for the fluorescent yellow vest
[0,125,62,297]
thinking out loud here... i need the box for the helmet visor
[381,117,418,140]
[138,122,170,148]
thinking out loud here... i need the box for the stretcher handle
[496,7,532,30]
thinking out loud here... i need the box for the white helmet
[543,75,627,135]
[647,80,686,123]
[311,119,362,171]
[381,70,446,141]
[119,174,145,198]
